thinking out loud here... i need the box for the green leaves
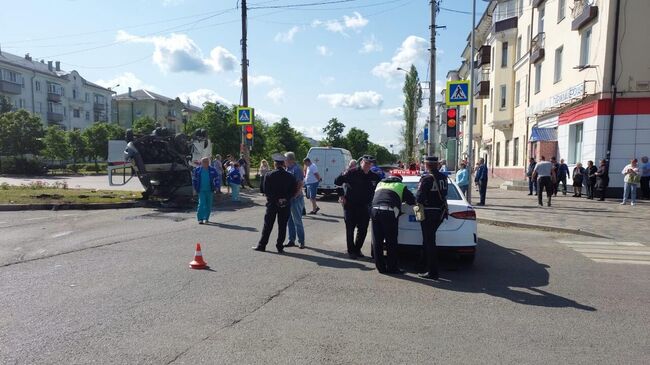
[0,109,44,157]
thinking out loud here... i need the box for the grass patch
[0,182,140,204]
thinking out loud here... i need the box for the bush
[66,162,107,173]
[0,157,48,175]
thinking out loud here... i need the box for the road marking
[559,240,650,265]
[25,217,48,221]
[51,231,73,238]
[558,240,644,247]
[591,259,650,265]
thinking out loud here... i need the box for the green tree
[82,122,110,170]
[266,117,310,160]
[321,118,346,147]
[0,95,12,115]
[67,129,86,169]
[0,109,44,157]
[105,123,126,140]
[368,143,394,165]
[344,127,370,160]
[402,64,423,163]
[186,102,241,158]
[132,116,157,135]
[43,125,70,164]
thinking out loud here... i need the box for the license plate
[408,215,416,222]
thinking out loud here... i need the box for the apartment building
[113,88,202,133]
[453,0,650,193]
[0,50,113,129]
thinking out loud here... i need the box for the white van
[306,147,352,195]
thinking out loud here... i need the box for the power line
[249,0,358,10]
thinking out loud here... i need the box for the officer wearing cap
[416,156,449,280]
[253,153,297,253]
[335,155,381,259]
[371,174,416,274]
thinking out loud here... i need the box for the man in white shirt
[303,158,321,214]
[533,156,556,207]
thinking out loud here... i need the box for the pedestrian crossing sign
[236,107,254,125]
[446,80,471,106]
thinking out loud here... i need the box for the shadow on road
[282,246,373,271]
[206,222,258,232]
[394,238,597,311]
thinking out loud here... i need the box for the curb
[476,218,610,239]
[0,201,143,211]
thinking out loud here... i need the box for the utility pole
[429,0,436,157]
[466,0,476,204]
[240,0,251,181]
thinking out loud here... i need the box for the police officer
[253,153,296,253]
[416,156,449,280]
[335,156,381,259]
[371,174,415,274]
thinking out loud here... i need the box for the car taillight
[450,209,476,220]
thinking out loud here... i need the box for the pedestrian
[238,154,254,188]
[474,162,481,191]
[640,156,650,200]
[416,156,449,280]
[572,162,586,197]
[303,157,321,215]
[621,158,640,206]
[223,156,233,194]
[371,174,416,274]
[192,157,219,224]
[533,156,555,207]
[475,158,488,206]
[526,157,537,196]
[252,154,296,253]
[594,159,609,201]
[585,160,598,199]
[439,160,448,173]
[348,159,357,170]
[284,152,305,249]
[455,162,470,196]
[334,156,381,259]
[238,162,247,189]
[212,154,223,194]
[228,163,242,202]
[258,159,270,195]
[557,158,569,196]
[550,157,560,196]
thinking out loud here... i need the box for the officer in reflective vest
[371,174,416,274]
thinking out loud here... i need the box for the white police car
[395,170,478,263]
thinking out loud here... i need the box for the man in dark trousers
[475,158,488,205]
[533,156,555,207]
[371,174,416,274]
[416,156,448,280]
[335,156,381,259]
[253,153,296,253]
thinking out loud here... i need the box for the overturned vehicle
[108,127,212,201]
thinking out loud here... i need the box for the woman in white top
[303,157,321,214]
[621,158,640,206]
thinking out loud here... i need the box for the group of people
[252,153,448,280]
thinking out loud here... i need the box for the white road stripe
[591,259,650,265]
[560,239,650,265]
[558,240,644,247]
[51,231,73,238]
[570,248,650,255]
[25,217,48,221]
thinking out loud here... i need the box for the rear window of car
[403,181,462,201]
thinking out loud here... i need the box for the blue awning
[530,127,557,142]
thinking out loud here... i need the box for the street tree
[43,125,70,164]
[402,64,422,163]
[105,123,126,140]
[82,122,109,170]
[132,116,157,135]
[186,102,240,158]
[67,129,86,170]
[321,118,346,147]
[344,127,370,159]
[267,117,310,160]
[368,143,393,165]
[0,95,12,115]
[0,109,44,157]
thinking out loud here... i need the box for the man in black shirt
[334,156,381,259]
[416,156,449,280]
[371,174,416,274]
[253,153,296,253]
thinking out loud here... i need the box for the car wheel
[459,254,475,265]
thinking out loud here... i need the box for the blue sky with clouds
[0,0,487,149]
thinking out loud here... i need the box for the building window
[525,74,529,102]
[514,137,519,166]
[473,107,477,125]
[73,109,80,118]
[516,36,522,60]
[491,47,495,71]
[580,27,592,66]
[518,0,524,17]
[490,88,494,112]
[73,90,77,99]
[527,25,531,51]
[554,46,563,83]
[569,123,584,164]
[534,63,542,94]
[85,111,90,121]
[483,105,487,124]
[500,84,507,110]
[501,42,508,68]
[35,81,41,92]
[496,142,501,167]
[505,140,510,167]
[538,5,545,34]
[558,0,566,22]
[37,102,42,113]
[85,93,89,102]
[515,80,521,106]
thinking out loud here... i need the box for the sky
[0,0,487,150]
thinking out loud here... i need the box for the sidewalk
[473,187,650,244]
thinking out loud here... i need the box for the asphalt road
[1,194,649,364]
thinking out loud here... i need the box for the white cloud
[266,87,285,104]
[320,76,335,85]
[232,74,277,87]
[312,12,368,35]
[177,89,231,107]
[380,107,403,117]
[371,35,428,82]
[359,34,383,54]
[274,26,300,43]
[382,120,404,128]
[256,109,282,123]
[163,0,184,6]
[316,45,333,56]
[116,30,237,73]
[318,91,383,109]
[95,72,155,94]
[295,125,325,140]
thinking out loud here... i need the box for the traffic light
[446,107,457,138]
[244,124,254,147]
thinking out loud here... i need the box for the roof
[114,89,203,111]
[530,127,558,142]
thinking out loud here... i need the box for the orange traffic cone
[189,243,209,269]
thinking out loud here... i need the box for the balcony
[0,80,21,95]
[572,3,598,31]
[532,0,546,7]
[530,32,545,64]
[474,45,491,68]
[489,119,513,131]
[494,16,518,33]
[47,92,62,102]
[47,111,64,123]
[474,74,490,99]
[493,0,518,33]
[93,102,105,111]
